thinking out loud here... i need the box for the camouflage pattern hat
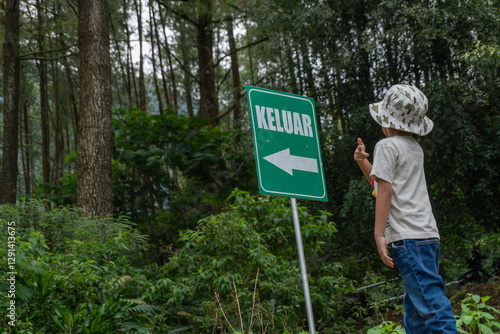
[369,84,434,136]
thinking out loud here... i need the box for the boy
[354,84,458,333]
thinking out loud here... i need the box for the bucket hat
[369,84,434,136]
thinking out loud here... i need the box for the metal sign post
[291,197,316,334]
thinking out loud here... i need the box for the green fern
[126,303,162,315]
[121,297,145,305]
[109,274,132,290]
[15,283,35,302]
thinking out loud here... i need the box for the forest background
[0,0,499,333]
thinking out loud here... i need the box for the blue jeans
[392,239,458,334]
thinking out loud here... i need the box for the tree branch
[156,0,199,27]
[218,67,233,92]
[215,37,269,67]
[216,89,246,122]
[158,40,200,83]
[20,44,77,59]
[20,53,79,61]
[216,71,279,122]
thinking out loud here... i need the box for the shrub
[0,200,156,332]
[145,189,341,333]
[455,293,500,334]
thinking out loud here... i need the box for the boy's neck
[387,128,413,137]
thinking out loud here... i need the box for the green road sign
[246,85,328,202]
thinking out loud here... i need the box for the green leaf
[51,314,65,330]
[462,315,474,325]
[54,305,64,318]
[478,324,494,334]
[64,307,73,325]
[90,308,103,333]
[480,312,494,320]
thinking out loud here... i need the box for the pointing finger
[357,137,364,148]
[357,138,366,152]
[354,139,369,161]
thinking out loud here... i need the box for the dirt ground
[354,280,500,333]
[448,280,500,311]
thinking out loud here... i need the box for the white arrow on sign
[263,148,318,176]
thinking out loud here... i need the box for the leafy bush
[368,321,406,334]
[366,292,500,334]
[112,108,256,234]
[144,189,341,333]
[0,200,157,333]
[455,293,500,334]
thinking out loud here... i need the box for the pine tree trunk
[22,100,31,194]
[153,3,170,113]
[149,5,163,113]
[197,0,218,123]
[62,55,79,148]
[0,0,21,204]
[159,5,178,110]
[227,17,241,129]
[128,46,139,108]
[52,61,64,185]
[19,105,27,195]
[123,0,138,108]
[285,37,298,95]
[37,0,50,185]
[133,0,147,109]
[179,19,194,118]
[321,62,337,131]
[245,20,255,84]
[300,41,320,130]
[110,18,129,108]
[77,0,113,218]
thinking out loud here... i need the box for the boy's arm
[354,138,373,183]
[374,179,394,268]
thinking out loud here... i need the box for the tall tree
[159,0,218,123]
[52,61,64,184]
[149,5,163,113]
[122,0,138,108]
[133,0,147,109]
[152,2,171,113]
[20,81,31,195]
[77,0,113,217]
[196,0,218,123]
[0,0,20,204]
[226,16,241,129]
[178,18,194,118]
[110,17,131,108]
[37,0,50,185]
[158,4,178,110]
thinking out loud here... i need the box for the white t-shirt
[370,136,439,244]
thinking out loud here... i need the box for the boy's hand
[354,138,369,161]
[375,235,394,268]
[354,138,373,183]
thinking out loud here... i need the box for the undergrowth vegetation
[1,191,499,333]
